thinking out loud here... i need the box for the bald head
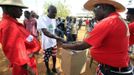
[47,5,57,19]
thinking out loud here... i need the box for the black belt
[100,64,132,72]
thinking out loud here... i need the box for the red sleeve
[2,25,29,66]
[25,36,41,53]
[0,29,2,43]
[19,24,41,54]
[84,20,111,47]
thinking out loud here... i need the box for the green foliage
[43,0,70,18]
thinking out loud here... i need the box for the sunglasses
[93,4,103,12]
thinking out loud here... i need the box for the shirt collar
[2,13,23,26]
[108,12,120,17]
[2,13,17,22]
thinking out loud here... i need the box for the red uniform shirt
[84,12,129,67]
[0,13,40,66]
[129,22,134,46]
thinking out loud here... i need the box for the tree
[43,0,70,18]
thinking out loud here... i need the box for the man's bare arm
[41,28,65,42]
[62,41,91,50]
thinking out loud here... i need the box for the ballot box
[61,49,87,75]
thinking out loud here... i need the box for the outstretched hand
[57,41,69,49]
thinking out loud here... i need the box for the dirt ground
[0,26,134,75]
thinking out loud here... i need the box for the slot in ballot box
[61,49,87,75]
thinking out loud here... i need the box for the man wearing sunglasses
[60,0,133,75]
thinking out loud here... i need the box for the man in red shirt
[60,0,133,75]
[0,0,40,75]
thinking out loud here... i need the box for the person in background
[24,10,39,39]
[71,17,78,41]
[126,8,134,46]
[0,0,41,75]
[126,8,134,57]
[85,18,90,26]
[56,17,61,25]
[66,16,73,42]
[24,11,31,26]
[55,17,65,38]
[60,19,66,37]
[37,5,64,74]
[60,0,133,75]
[64,16,69,36]
[78,18,83,30]
[31,11,39,19]
[88,18,97,32]
[85,18,90,31]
